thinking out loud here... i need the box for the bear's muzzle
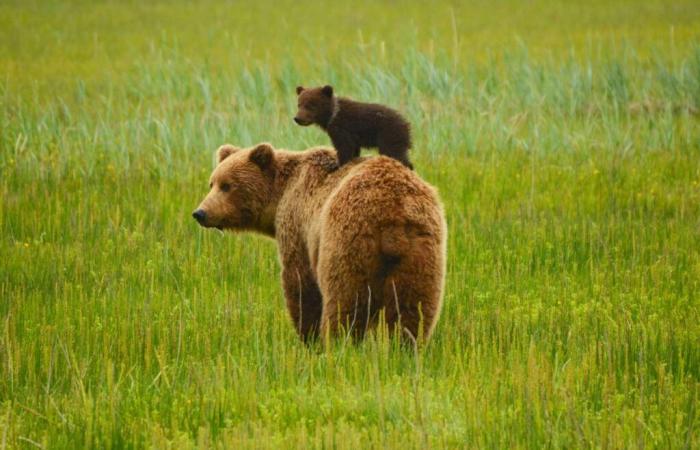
[192,209,206,224]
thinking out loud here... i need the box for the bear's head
[192,143,277,235]
[294,85,335,128]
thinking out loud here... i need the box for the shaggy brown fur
[294,85,414,170]
[193,144,446,344]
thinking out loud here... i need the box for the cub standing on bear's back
[294,85,414,170]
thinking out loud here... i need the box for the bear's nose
[294,117,303,125]
[192,209,206,224]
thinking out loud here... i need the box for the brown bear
[294,85,414,170]
[193,143,445,344]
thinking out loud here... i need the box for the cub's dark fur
[294,85,413,170]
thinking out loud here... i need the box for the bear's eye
[220,183,231,192]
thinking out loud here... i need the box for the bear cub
[294,85,413,170]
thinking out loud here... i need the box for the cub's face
[192,143,275,233]
[294,85,334,126]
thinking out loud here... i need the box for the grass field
[2,0,700,448]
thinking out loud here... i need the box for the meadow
[1,0,700,448]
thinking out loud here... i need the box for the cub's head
[192,143,277,235]
[294,85,335,127]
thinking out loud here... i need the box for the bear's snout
[294,116,310,126]
[192,209,206,224]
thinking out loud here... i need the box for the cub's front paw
[323,160,340,172]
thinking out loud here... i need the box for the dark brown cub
[294,85,413,170]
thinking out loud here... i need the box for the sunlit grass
[1,0,700,448]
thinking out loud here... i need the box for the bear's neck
[254,204,278,237]
[262,149,338,239]
[252,152,305,238]
[319,97,340,129]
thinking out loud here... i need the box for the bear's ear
[296,86,305,95]
[217,144,239,163]
[321,85,333,98]
[249,143,274,169]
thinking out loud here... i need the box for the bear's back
[321,156,443,238]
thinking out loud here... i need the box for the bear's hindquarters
[317,224,444,343]
[379,231,444,343]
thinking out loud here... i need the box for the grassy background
[2,0,700,448]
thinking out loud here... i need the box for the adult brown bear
[193,143,446,344]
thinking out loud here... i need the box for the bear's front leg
[329,128,360,170]
[281,265,323,342]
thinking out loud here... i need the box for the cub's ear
[321,85,333,97]
[249,143,274,169]
[296,86,305,95]
[217,144,240,163]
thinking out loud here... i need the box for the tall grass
[1,0,699,448]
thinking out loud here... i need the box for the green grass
[2,0,700,448]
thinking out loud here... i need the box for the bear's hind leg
[377,142,413,169]
[319,283,381,341]
[316,237,382,341]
